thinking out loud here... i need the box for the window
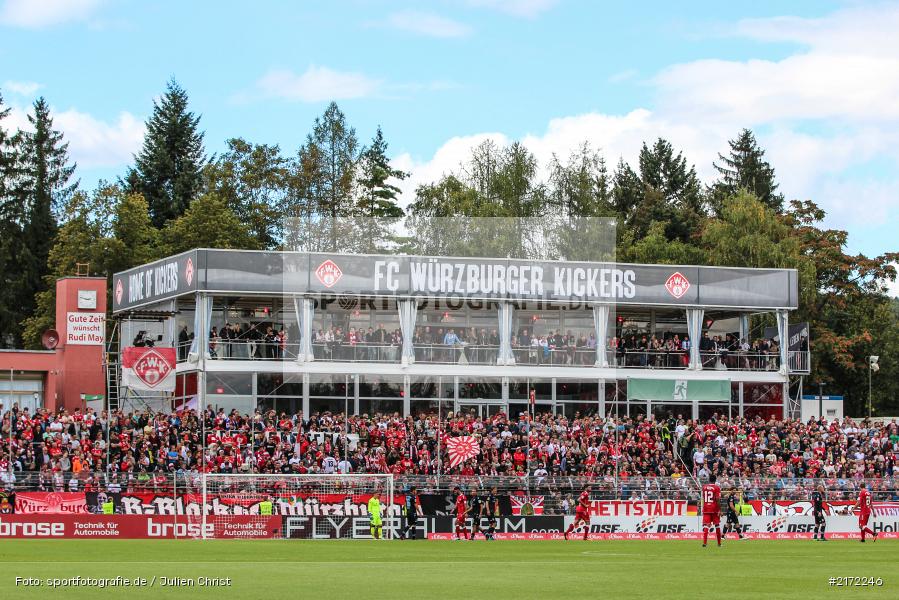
[206,373,252,396]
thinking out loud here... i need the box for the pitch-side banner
[121,347,176,392]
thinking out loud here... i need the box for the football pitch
[0,539,896,599]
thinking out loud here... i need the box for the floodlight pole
[868,358,873,420]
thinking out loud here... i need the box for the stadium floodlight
[868,356,879,419]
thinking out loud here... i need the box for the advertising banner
[113,250,799,312]
[16,492,89,514]
[0,515,280,539]
[65,312,105,345]
[282,515,565,539]
[627,379,730,402]
[589,500,690,517]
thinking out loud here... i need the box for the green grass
[0,539,896,599]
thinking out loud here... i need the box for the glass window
[508,379,551,400]
[206,373,252,396]
[458,378,502,400]
[359,399,403,416]
[358,375,404,398]
[308,374,350,397]
[257,373,302,397]
[743,383,783,405]
[555,380,598,402]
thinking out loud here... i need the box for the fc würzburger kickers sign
[122,347,177,392]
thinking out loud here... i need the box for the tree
[357,126,407,218]
[611,139,705,244]
[0,91,25,346]
[160,193,259,255]
[288,102,359,251]
[712,129,783,213]
[204,138,288,249]
[21,187,109,348]
[16,97,76,345]
[127,79,206,227]
[784,199,899,414]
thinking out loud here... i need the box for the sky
[1,0,897,293]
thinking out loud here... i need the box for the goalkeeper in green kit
[368,492,383,539]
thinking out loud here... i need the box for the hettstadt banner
[113,250,799,312]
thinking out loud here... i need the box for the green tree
[204,137,288,249]
[160,193,259,254]
[288,102,359,251]
[711,129,783,213]
[0,91,25,346]
[21,187,109,348]
[127,79,206,227]
[16,97,76,345]
[357,126,407,218]
[611,139,705,244]
[784,199,899,414]
[619,221,706,265]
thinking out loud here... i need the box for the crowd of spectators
[175,321,783,370]
[2,404,896,495]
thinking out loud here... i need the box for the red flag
[445,435,479,469]
[122,346,176,392]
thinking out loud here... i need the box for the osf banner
[122,346,176,392]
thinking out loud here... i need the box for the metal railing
[7,471,897,515]
[173,339,801,374]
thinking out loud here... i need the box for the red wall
[54,277,107,412]
[0,277,107,413]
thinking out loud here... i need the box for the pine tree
[712,129,783,213]
[357,126,406,218]
[289,102,359,251]
[128,79,206,227]
[612,138,705,243]
[0,91,25,346]
[16,97,75,346]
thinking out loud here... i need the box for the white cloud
[0,0,104,28]
[394,3,899,252]
[254,66,383,103]
[2,80,41,96]
[465,0,558,18]
[54,108,144,168]
[8,103,143,169]
[382,10,472,38]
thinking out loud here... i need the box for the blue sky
[1,0,897,287]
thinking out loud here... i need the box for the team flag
[445,435,480,469]
[122,346,177,392]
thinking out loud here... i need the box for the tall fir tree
[127,79,206,227]
[16,97,75,346]
[288,102,359,251]
[711,128,783,213]
[357,126,406,218]
[0,91,25,346]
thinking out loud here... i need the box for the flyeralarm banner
[121,347,177,392]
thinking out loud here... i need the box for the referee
[722,489,744,540]
[400,487,423,540]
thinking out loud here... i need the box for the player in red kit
[564,485,591,540]
[453,486,469,540]
[852,483,877,542]
[701,474,722,547]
